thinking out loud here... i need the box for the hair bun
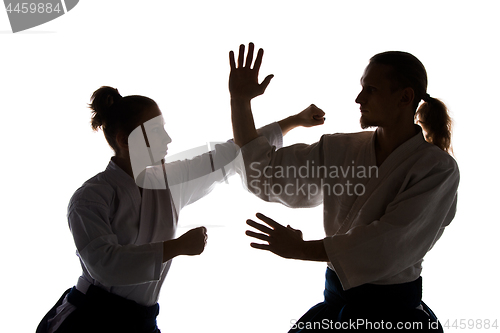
[89,86,123,131]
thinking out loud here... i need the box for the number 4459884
[6,3,62,14]
[443,319,498,330]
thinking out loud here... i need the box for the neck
[112,155,134,179]
[375,123,418,165]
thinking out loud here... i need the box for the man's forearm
[299,240,330,262]
[278,114,301,136]
[231,98,259,147]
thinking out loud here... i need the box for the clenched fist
[177,226,208,256]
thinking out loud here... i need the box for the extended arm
[278,104,325,136]
[229,43,270,146]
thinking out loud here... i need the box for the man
[229,43,459,332]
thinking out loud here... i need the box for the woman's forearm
[162,239,181,263]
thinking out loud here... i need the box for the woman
[36,86,325,333]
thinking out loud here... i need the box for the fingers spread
[250,242,271,251]
[245,42,254,68]
[229,51,236,69]
[245,230,270,242]
[260,74,274,94]
[246,219,273,234]
[253,48,264,71]
[255,212,281,229]
[287,225,303,238]
[238,44,245,68]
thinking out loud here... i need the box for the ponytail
[415,96,453,155]
[369,51,454,155]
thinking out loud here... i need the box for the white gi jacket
[47,123,283,332]
[240,126,459,290]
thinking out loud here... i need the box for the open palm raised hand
[229,43,274,101]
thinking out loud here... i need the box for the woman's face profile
[141,107,172,161]
[128,106,172,181]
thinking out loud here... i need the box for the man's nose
[355,90,364,104]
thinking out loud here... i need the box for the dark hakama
[289,268,443,332]
[36,285,160,333]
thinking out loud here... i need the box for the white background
[1,1,499,332]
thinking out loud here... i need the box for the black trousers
[36,285,160,333]
[289,268,444,332]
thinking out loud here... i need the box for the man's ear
[399,87,415,108]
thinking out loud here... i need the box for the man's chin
[360,119,376,130]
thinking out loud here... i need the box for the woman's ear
[115,131,129,154]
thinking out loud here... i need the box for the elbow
[79,246,138,287]
[82,254,124,287]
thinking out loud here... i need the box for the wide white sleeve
[256,122,283,149]
[151,122,284,213]
[324,156,460,290]
[239,134,328,208]
[68,200,164,287]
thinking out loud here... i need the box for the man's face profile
[356,63,402,129]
